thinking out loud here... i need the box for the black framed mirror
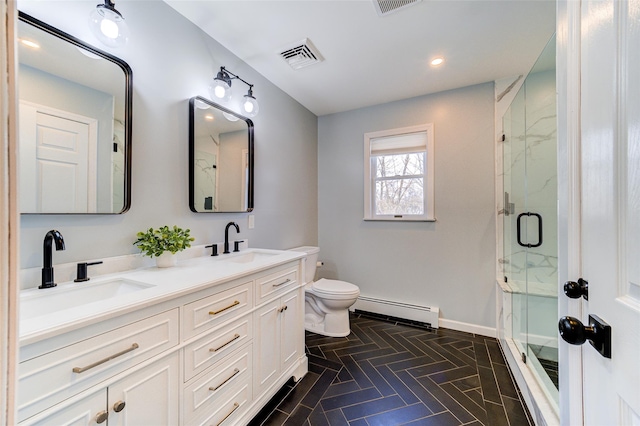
[17,12,132,214]
[189,96,254,213]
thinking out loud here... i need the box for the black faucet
[224,222,240,254]
[40,229,65,289]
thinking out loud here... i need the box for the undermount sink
[227,250,278,264]
[20,278,155,321]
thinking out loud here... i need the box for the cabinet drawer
[184,344,251,424]
[18,309,179,422]
[183,281,252,341]
[255,267,298,304]
[184,315,252,381]
[188,381,251,426]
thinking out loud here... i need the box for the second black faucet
[40,229,65,289]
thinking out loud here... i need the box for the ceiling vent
[279,38,324,70]
[372,0,422,16]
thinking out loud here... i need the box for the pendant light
[242,86,259,118]
[89,0,129,48]
[209,68,233,103]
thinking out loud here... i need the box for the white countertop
[19,248,305,345]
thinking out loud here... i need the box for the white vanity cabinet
[18,254,307,425]
[252,264,304,397]
[18,309,180,422]
[254,288,303,397]
[19,345,180,425]
[107,351,180,425]
[20,352,180,426]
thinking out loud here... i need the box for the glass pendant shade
[242,94,259,118]
[209,78,232,103]
[89,2,129,48]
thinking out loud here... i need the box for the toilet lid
[312,278,359,295]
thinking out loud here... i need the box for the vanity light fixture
[209,66,260,118]
[89,0,129,48]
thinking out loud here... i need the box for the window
[364,124,434,221]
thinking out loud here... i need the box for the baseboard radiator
[351,296,439,329]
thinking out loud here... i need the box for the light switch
[248,214,255,229]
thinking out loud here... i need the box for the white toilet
[290,246,360,337]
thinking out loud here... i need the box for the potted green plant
[133,225,195,267]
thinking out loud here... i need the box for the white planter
[156,252,177,268]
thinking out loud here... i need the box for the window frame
[363,123,435,222]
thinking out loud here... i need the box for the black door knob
[563,278,588,300]
[558,316,591,344]
[558,315,611,358]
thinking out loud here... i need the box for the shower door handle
[558,314,611,358]
[516,212,543,248]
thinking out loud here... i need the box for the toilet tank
[289,246,319,284]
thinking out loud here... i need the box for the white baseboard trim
[352,296,439,328]
[439,318,496,338]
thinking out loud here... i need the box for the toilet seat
[310,278,360,299]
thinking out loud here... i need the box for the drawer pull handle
[273,278,291,287]
[210,334,240,352]
[73,343,139,374]
[209,300,240,316]
[209,368,240,392]
[216,402,240,426]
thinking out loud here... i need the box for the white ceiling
[165,0,556,116]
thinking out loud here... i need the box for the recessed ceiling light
[20,39,40,49]
[431,57,444,66]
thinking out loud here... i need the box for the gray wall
[18,0,318,270]
[318,83,497,328]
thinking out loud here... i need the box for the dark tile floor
[249,312,533,426]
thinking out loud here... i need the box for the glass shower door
[501,34,558,409]
[502,84,528,362]
[523,35,558,397]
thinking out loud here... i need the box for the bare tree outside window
[373,152,425,215]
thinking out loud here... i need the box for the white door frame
[0,1,20,424]
[557,0,584,424]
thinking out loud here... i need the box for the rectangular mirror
[17,12,132,214]
[189,96,254,213]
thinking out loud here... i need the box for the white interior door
[19,102,97,213]
[577,0,640,423]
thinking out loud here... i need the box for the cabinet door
[253,299,280,396]
[107,352,180,426]
[280,289,302,373]
[19,390,106,426]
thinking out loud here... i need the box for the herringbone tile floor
[250,312,533,426]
